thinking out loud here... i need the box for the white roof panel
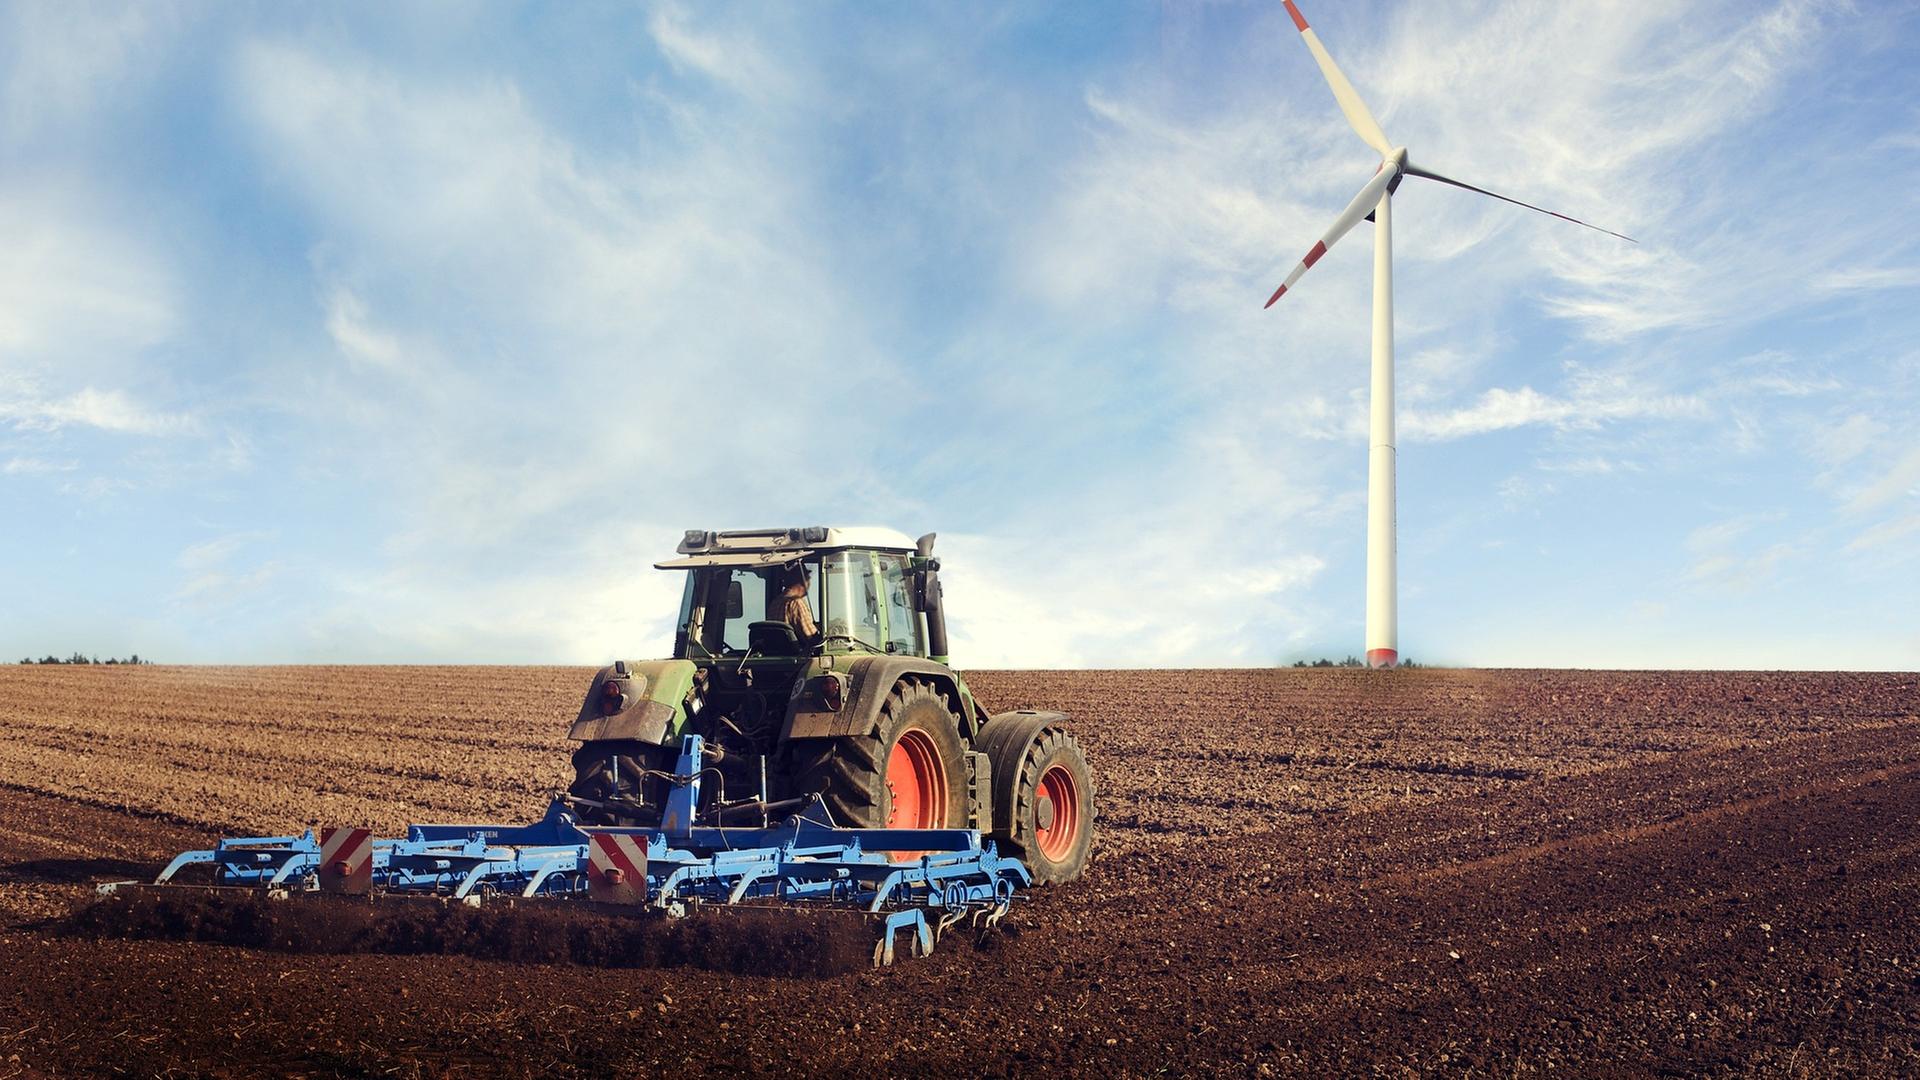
[679,526,918,557]
[817,526,917,551]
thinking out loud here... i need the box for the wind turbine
[1265,0,1633,668]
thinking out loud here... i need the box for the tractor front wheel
[996,728,1094,884]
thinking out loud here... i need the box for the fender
[567,659,697,745]
[780,656,977,742]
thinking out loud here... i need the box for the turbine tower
[1265,0,1633,668]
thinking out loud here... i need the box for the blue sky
[2,0,1917,669]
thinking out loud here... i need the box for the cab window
[821,551,884,651]
[878,554,921,655]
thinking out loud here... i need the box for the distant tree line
[18,653,152,665]
[1291,656,1422,668]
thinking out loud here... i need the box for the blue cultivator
[109,735,1029,966]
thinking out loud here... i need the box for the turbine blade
[1283,1,1392,157]
[1265,166,1398,307]
[1404,163,1637,243]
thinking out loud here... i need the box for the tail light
[600,679,628,716]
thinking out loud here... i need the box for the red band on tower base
[1366,648,1398,669]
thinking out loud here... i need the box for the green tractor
[565,527,1094,884]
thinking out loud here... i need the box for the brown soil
[62,891,878,979]
[0,665,1916,1076]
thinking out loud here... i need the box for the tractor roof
[656,526,919,569]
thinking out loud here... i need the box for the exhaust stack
[915,532,950,664]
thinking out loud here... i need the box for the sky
[2,0,1918,670]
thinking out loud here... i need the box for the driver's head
[781,562,810,600]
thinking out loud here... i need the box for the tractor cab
[660,527,933,663]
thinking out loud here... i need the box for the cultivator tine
[317,827,374,895]
[874,910,935,967]
[586,832,649,904]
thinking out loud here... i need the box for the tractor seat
[747,621,802,657]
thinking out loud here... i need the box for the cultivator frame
[104,736,1029,966]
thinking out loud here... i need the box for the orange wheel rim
[885,729,946,830]
[1033,762,1081,861]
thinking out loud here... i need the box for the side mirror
[725,581,744,620]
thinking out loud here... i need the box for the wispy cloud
[1535,456,1635,475]
[1,456,76,475]
[1846,444,1920,514]
[322,287,409,373]
[1684,511,1797,590]
[1811,413,1886,468]
[1815,266,1920,292]
[0,384,197,436]
[1687,515,1768,554]
[644,2,787,99]
[173,532,279,603]
[1846,512,1920,553]
[1401,384,1706,441]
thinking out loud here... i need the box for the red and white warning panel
[587,832,648,904]
[317,827,373,895]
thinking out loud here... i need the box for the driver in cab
[779,563,821,650]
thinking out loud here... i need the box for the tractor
[563,527,1094,884]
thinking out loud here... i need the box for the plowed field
[1,665,1917,1076]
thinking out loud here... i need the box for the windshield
[673,550,905,658]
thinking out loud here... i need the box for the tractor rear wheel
[994,728,1094,884]
[568,740,671,826]
[786,681,967,832]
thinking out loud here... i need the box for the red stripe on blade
[342,829,370,870]
[1302,240,1328,268]
[1265,284,1287,307]
[1283,0,1309,32]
